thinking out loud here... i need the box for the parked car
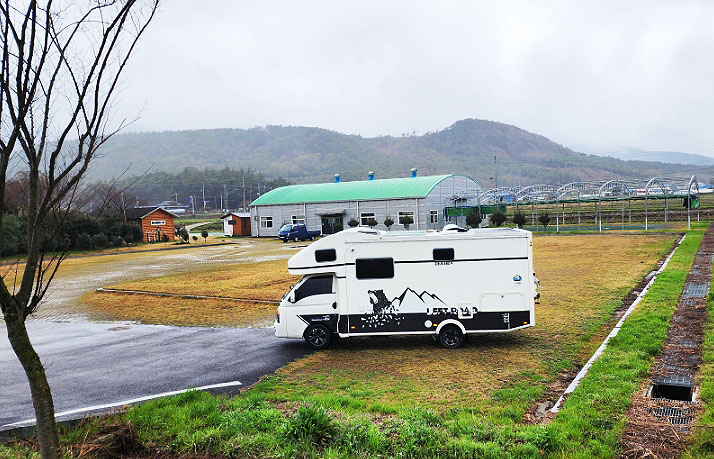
[278,223,321,242]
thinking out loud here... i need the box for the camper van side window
[315,249,337,262]
[356,258,394,279]
[294,275,333,302]
[433,248,454,261]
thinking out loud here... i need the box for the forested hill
[89,119,709,186]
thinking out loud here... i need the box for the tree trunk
[5,317,60,459]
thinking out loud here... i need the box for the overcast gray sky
[117,0,714,157]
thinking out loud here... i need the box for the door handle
[332,302,337,309]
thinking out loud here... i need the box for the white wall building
[250,172,483,237]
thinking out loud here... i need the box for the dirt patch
[619,224,713,458]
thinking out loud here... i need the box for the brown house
[222,212,251,236]
[125,207,178,242]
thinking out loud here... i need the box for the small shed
[222,212,251,236]
[125,207,178,242]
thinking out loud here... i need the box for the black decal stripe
[291,257,527,271]
[395,257,528,264]
[346,311,530,334]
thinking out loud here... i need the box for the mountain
[592,147,714,167]
[88,119,712,186]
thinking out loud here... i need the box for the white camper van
[274,225,539,349]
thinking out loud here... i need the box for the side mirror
[287,293,296,303]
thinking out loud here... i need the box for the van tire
[439,325,464,349]
[305,324,332,350]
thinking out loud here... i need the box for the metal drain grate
[646,406,695,425]
[682,282,710,299]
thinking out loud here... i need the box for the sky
[116,0,714,157]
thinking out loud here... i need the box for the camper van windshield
[280,224,293,232]
[294,275,333,302]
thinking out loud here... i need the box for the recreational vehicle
[274,225,540,349]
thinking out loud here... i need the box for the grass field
[85,259,292,327]
[4,231,695,458]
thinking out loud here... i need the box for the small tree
[491,210,506,227]
[348,218,359,228]
[192,235,199,242]
[366,217,378,228]
[401,215,414,230]
[201,229,209,242]
[384,216,394,231]
[539,212,551,232]
[466,211,483,228]
[512,211,527,229]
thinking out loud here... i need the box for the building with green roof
[250,171,482,236]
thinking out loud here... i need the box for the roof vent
[368,171,375,181]
[334,174,341,183]
[411,168,418,178]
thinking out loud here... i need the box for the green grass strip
[549,226,705,458]
[684,290,714,458]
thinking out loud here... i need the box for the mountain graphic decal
[360,287,447,329]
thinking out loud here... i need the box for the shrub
[161,234,170,243]
[284,404,336,445]
[491,210,506,227]
[112,236,125,247]
[192,235,198,242]
[201,229,208,242]
[366,217,378,228]
[512,211,527,228]
[92,233,108,248]
[539,212,551,231]
[75,232,93,250]
[466,211,482,228]
[348,218,359,228]
[383,216,394,230]
[401,215,413,230]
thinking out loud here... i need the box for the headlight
[276,308,280,323]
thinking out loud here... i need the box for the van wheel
[305,324,332,350]
[439,325,464,349]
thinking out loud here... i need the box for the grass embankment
[84,258,293,327]
[685,290,714,458]
[0,234,656,458]
[548,226,705,457]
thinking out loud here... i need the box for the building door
[321,215,343,234]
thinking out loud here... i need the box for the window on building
[294,275,333,302]
[315,249,337,262]
[227,220,236,225]
[150,220,166,226]
[429,210,439,224]
[433,248,455,261]
[398,211,415,225]
[356,258,394,279]
[360,212,376,226]
[292,215,306,224]
[260,216,273,229]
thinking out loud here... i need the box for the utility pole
[223,183,227,211]
[202,184,206,214]
[242,172,246,211]
[174,191,178,203]
[494,155,498,189]
[120,192,127,224]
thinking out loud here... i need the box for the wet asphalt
[0,322,311,429]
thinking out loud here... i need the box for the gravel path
[4,240,298,324]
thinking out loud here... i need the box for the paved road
[0,322,310,430]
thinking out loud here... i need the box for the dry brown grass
[266,234,675,414]
[84,234,674,416]
[83,259,292,326]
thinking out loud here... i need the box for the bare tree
[0,2,159,458]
